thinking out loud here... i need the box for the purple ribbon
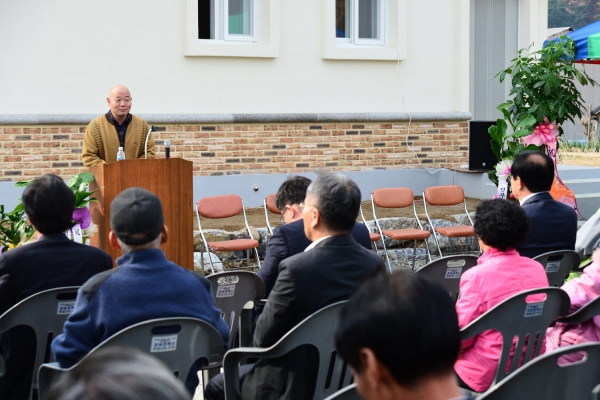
[72,207,91,229]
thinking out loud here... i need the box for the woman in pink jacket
[545,248,600,363]
[454,199,549,392]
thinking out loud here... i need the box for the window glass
[228,0,253,36]
[336,0,350,38]
[358,0,379,40]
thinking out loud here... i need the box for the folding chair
[558,294,600,325]
[263,193,281,236]
[460,287,571,389]
[533,250,581,287]
[38,317,225,399]
[0,286,79,400]
[324,383,363,400]
[423,185,478,258]
[223,301,352,400]
[371,188,431,271]
[196,194,261,274]
[479,343,600,400]
[359,204,382,254]
[415,255,479,302]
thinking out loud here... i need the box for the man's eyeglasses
[279,207,288,225]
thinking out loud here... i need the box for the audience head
[109,187,167,253]
[303,172,360,239]
[22,174,75,235]
[474,199,529,252]
[45,346,190,400]
[335,270,461,400]
[510,150,554,197]
[275,176,312,224]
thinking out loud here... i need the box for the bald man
[81,86,156,167]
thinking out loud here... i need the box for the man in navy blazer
[0,174,112,400]
[510,151,577,258]
[258,176,372,296]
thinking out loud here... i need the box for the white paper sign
[524,302,544,317]
[445,267,463,279]
[57,301,75,315]
[496,180,508,199]
[216,284,236,298]
[151,335,178,352]
[546,262,561,273]
[71,224,83,244]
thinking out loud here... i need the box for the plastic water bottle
[117,147,125,161]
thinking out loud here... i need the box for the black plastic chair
[0,286,79,400]
[533,250,580,287]
[558,294,600,325]
[460,287,571,389]
[414,255,479,302]
[479,343,600,400]
[38,317,224,399]
[223,301,351,400]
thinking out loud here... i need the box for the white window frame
[325,0,407,61]
[185,0,279,58]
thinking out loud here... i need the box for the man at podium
[81,86,156,167]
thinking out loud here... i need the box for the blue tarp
[545,20,600,62]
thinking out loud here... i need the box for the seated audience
[51,187,229,395]
[510,150,577,258]
[336,270,474,400]
[546,246,600,363]
[46,346,191,400]
[205,172,386,400]
[0,174,112,400]
[455,199,549,392]
[258,175,371,297]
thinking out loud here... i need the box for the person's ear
[160,225,169,244]
[108,231,121,250]
[106,97,111,107]
[358,348,395,399]
[309,207,320,229]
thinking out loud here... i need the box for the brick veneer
[0,122,468,181]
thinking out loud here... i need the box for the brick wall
[0,121,468,181]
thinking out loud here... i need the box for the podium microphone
[145,125,157,159]
[165,140,171,159]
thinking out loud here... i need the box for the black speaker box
[468,121,498,171]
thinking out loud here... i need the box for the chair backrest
[479,343,600,400]
[197,194,244,219]
[460,287,571,387]
[372,188,414,209]
[0,286,79,391]
[533,250,580,287]
[559,295,600,325]
[38,317,225,398]
[265,194,280,214]
[423,185,465,206]
[324,383,363,400]
[206,271,266,349]
[415,255,479,302]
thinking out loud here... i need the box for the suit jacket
[516,192,578,259]
[0,233,112,400]
[242,234,386,400]
[257,219,372,296]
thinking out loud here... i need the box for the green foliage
[0,204,35,253]
[549,0,600,30]
[560,139,600,152]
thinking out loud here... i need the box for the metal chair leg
[411,239,417,270]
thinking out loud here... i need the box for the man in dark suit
[206,172,386,400]
[510,151,577,258]
[258,176,372,296]
[0,174,112,400]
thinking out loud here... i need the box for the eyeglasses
[299,202,317,212]
[279,207,288,225]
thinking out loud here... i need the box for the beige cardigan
[81,114,156,167]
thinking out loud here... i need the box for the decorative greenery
[15,171,98,210]
[487,37,597,185]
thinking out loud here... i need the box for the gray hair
[46,346,191,400]
[117,233,162,254]
[306,171,361,232]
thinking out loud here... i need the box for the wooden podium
[89,159,194,270]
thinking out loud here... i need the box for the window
[324,0,407,61]
[186,0,279,57]
[199,0,259,42]
[336,0,384,45]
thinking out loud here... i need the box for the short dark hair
[335,270,460,387]
[46,346,190,400]
[510,151,554,193]
[275,176,312,210]
[22,174,75,234]
[474,199,529,251]
[306,172,360,232]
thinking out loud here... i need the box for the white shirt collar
[519,192,543,205]
[304,235,332,252]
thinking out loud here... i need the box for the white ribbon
[70,224,83,244]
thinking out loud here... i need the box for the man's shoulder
[130,114,149,126]
[80,268,119,301]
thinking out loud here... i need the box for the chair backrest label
[546,261,561,273]
[151,335,178,352]
[524,302,544,317]
[57,301,75,315]
[216,284,236,297]
[445,267,462,279]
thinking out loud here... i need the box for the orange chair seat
[434,226,475,237]
[381,228,430,240]
[207,239,259,251]
[369,232,381,241]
